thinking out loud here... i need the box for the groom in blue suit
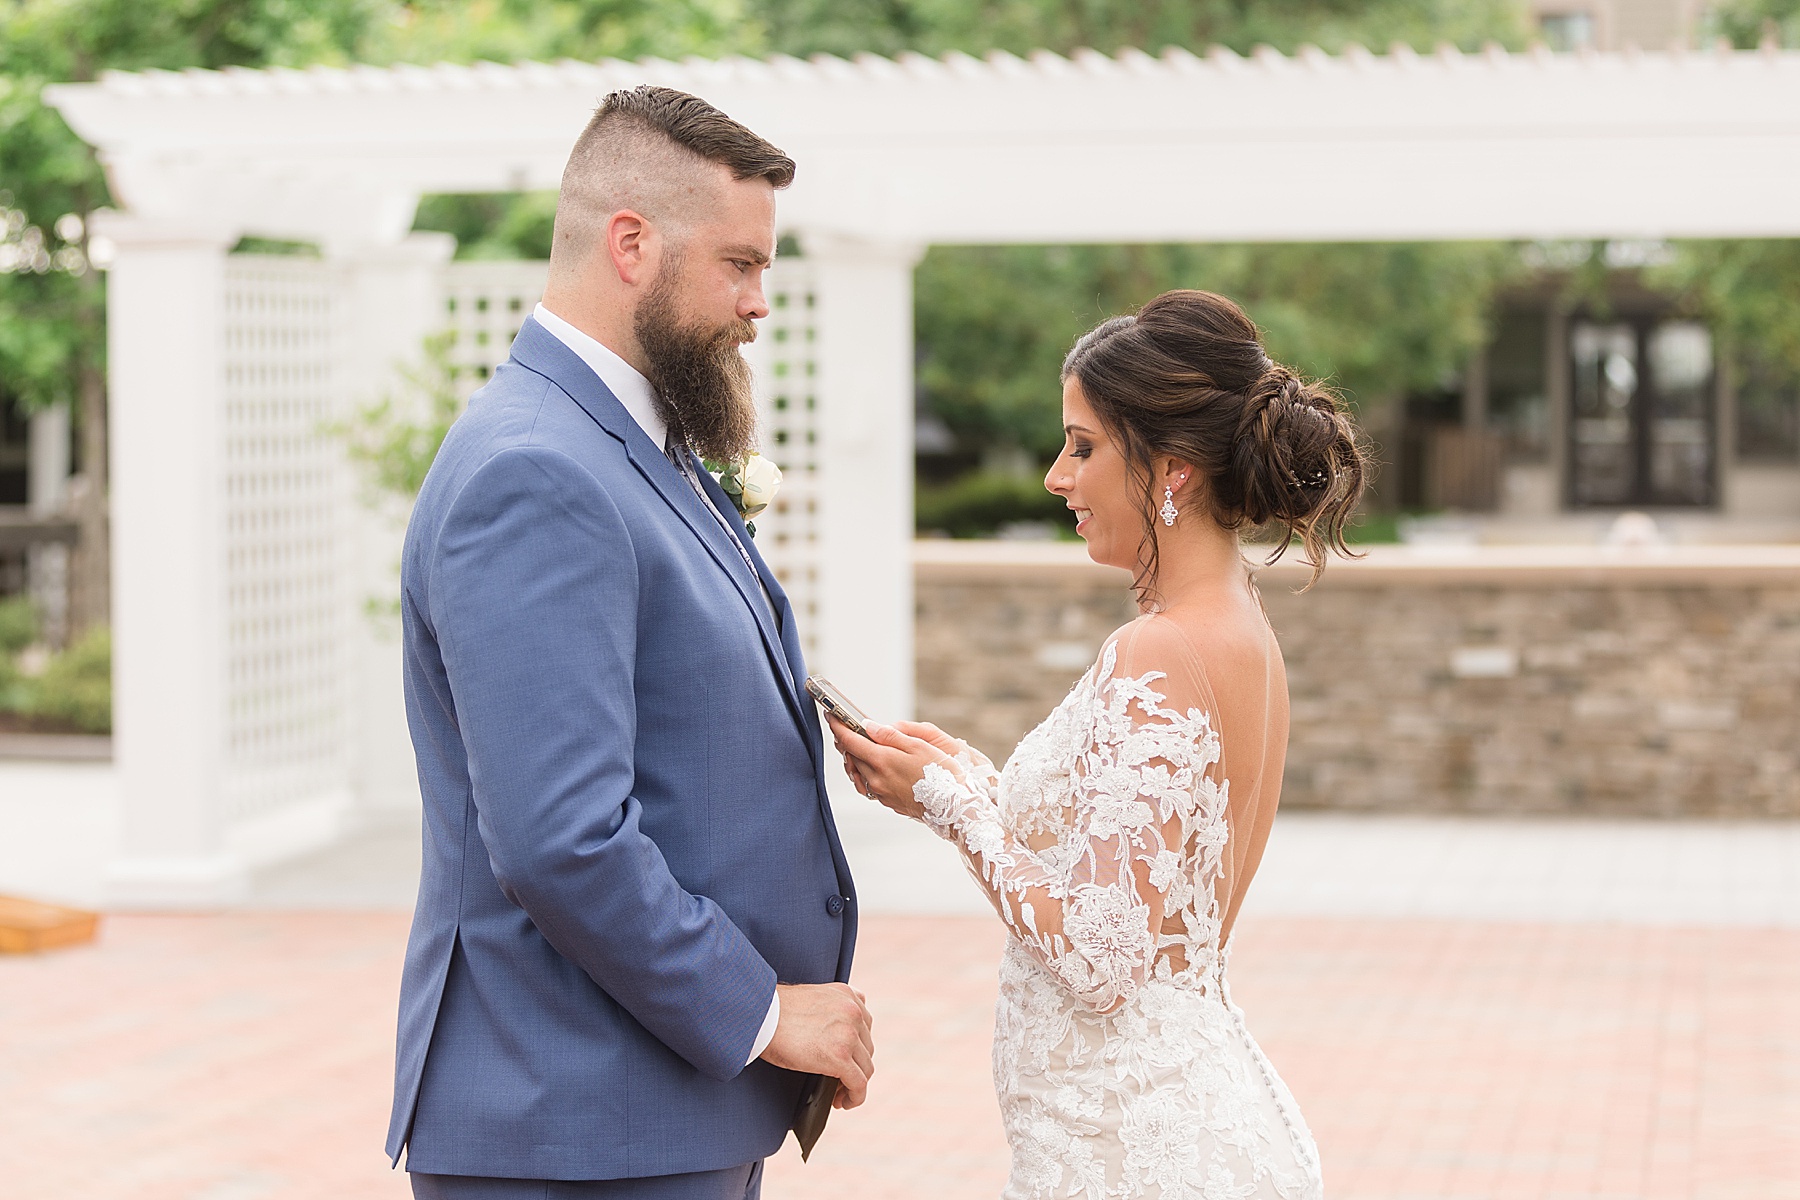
[387,87,871,1198]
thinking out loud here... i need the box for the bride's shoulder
[1095,613,1204,684]
[1101,609,1274,694]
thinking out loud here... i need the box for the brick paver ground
[3,913,1797,1200]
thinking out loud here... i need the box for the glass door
[1570,323,1637,506]
[1568,317,1715,508]
[1646,323,1715,505]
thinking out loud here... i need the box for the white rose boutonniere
[703,451,783,537]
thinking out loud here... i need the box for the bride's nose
[1045,459,1071,495]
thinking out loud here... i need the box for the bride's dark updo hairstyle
[1061,289,1368,591]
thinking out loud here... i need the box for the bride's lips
[1070,507,1091,534]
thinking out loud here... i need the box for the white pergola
[45,45,1800,904]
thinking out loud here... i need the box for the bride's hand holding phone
[827,717,961,822]
[806,674,969,820]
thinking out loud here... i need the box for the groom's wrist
[747,990,781,1065]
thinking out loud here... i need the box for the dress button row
[825,894,847,917]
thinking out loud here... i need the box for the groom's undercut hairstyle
[550,85,795,283]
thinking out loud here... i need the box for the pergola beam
[49,46,1800,249]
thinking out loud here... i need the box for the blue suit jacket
[386,316,856,1180]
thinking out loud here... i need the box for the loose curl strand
[1061,290,1370,595]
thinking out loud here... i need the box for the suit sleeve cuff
[747,988,780,1065]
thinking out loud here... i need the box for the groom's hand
[760,982,875,1109]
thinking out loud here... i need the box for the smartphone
[805,675,870,736]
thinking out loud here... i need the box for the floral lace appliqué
[914,639,1324,1200]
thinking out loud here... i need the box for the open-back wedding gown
[914,612,1324,1200]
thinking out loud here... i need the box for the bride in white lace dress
[832,290,1367,1200]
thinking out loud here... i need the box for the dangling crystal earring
[1160,485,1179,527]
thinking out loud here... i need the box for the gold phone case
[805,675,869,735]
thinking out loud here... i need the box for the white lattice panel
[220,257,351,822]
[442,261,549,389]
[751,260,823,659]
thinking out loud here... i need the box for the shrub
[1345,511,1404,543]
[0,598,37,716]
[0,654,23,714]
[915,471,1075,539]
[31,627,111,734]
[0,596,37,656]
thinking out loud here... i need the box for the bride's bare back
[1153,586,1292,949]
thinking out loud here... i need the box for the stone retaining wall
[914,542,1800,817]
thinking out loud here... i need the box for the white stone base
[225,788,355,871]
[106,789,357,910]
[104,853,251,910]
[0,762,374,910]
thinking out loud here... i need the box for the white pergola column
[805,235,924,726]
[333,231,453,817]
[97,215,241,906]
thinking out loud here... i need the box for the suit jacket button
[825,894,846,917]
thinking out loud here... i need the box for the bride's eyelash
[1070,442,1093,459]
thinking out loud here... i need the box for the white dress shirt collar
[534,302,668,449]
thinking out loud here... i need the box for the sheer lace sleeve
[914,618,1223,1013]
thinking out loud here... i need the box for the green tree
[753,0,1532,59]
[1654,240,1800,382]
[332,332,465,501]
[1703,0,1800,47]
[360,0,749,65]
[1,61,115,633]
[0,0,382,631]
[915,241,1519,479]
[413,190,558,261]
[1655,239,1800,464]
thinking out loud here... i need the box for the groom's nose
[738,273,771,322]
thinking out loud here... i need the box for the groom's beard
[635,262,760,465]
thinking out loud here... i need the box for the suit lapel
[508,320,814,740]
[672,447,801,694]
[692,471,827,770]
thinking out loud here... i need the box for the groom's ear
[605,210,652,285]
